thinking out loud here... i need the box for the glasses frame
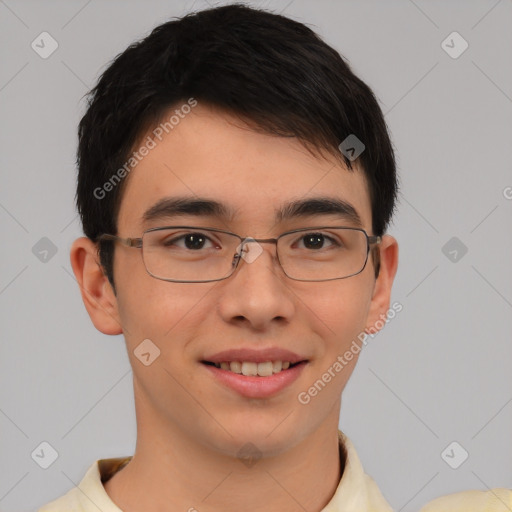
[97,225,382,283]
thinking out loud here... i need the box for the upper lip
[202,348,307,364]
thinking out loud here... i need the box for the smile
[202,360,300,377]
[201,360,308,398]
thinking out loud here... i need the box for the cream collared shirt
[38,431,511,512]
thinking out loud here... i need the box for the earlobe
[365,235,399,335]
[70,237,123,335]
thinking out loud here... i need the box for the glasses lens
[142,228,239,282]
[277,228,369,281]
[141,227,370,282]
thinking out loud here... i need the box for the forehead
[117,104,372,234]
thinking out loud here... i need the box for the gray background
[1,0,511,510]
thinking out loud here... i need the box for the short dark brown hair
[76,3,397,289]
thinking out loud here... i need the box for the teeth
[256,361,273,377]
[229,361,242,373]
[212,360,295,376]
[241,362,258,376]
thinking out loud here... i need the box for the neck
[105,386,344,512]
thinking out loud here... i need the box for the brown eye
[160,232,216,250]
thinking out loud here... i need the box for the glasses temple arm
[97,234,142,248]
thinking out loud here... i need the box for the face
[106,103,392,456]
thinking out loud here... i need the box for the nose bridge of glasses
[232,237,279,267]
[238,236,277,252]
[241,236,277,245]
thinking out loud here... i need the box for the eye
[162,231,218,250]
[295,232,339,250]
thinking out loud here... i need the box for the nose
[216,239,296,331]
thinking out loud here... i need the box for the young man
[39,4,511,511]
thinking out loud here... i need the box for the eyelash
[160,231,340,250]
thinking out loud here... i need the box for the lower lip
[202,362,307,398]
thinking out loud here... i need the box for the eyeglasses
[97,226,381,283]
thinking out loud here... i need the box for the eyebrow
[142,195,363,227]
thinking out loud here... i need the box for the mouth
[201,360,306,377]
[201,358,308,398]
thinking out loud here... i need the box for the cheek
[299,279,374,410]
[305,276,374,344]
[115,269,216,359]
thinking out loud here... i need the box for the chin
[205,412,305,458]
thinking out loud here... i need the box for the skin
[70,103,398,512]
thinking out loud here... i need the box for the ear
[70,237,123,335]
[365,235,399,335]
